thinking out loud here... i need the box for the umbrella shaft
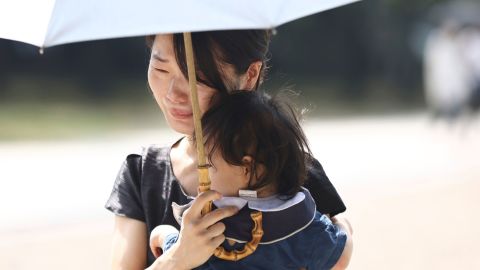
[183,32,212,214]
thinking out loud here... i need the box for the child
[150,91,353,269]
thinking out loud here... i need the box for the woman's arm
[111,216,148,270]
[112,216,188,270]
[111,216,188,270]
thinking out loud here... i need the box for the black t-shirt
[105,144,346,266]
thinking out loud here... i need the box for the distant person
[460,26,480,112]
[149,90,353,270]
[423,21,474,121]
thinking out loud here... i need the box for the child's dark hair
[201,91,312,197]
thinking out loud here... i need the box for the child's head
[200,90,311,198]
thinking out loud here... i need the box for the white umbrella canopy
[0,0,360,48]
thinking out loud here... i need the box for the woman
[105,30,347,269]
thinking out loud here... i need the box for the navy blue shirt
[164,189,347,270]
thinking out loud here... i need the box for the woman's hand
[150,190,238,270]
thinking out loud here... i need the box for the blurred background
[1,0,479,269]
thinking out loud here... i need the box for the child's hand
[331,214,353,235]
[149,224,179,258]
[161,190,239,270]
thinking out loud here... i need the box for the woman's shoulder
[126,144,171,159]
[123,144,172,168]
[105,143,178,222]
[140,144,171,161]
[117,144,176,186]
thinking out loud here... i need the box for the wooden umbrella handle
[183,32,212,215]
[197,166,212,215]
[213,211,264,261]
[183,33,261,260]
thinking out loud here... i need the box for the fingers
[331,215,353,235]
[200,206,238,228]
[177,190,238,255]
[210,234,226,248]
[186,190,223,220]
[204,222,226,239]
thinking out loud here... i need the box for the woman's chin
[167,120,194,135]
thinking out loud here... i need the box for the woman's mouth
[169,108,193,120]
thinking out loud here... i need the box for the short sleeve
[304,156,346,216]
[308,213,347,270]
[105,154,145,222]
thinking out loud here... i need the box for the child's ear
[241,156,253,176]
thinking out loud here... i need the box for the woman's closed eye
[154,67,169,73]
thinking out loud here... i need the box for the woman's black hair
[200,90,312,197]
[147,30,272,94]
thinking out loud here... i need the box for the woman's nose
[166,76,189,104]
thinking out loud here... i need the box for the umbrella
[1,0,360,48]
[0,0,361,260]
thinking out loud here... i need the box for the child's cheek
[208,169,219,191]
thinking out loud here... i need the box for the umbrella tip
[39,47,44,55]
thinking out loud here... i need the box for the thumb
[149,237,162,258]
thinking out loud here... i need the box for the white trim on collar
[213,191,306,212]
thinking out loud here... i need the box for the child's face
[207,150,250,197]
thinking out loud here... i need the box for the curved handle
[213,211,264,261]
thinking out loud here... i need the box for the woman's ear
[241,61,263,91]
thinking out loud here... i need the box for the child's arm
[149,224,180,257]
[330,215,353,270]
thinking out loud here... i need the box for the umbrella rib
[40,0,62,50]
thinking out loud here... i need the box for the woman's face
[148,34,228,135]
